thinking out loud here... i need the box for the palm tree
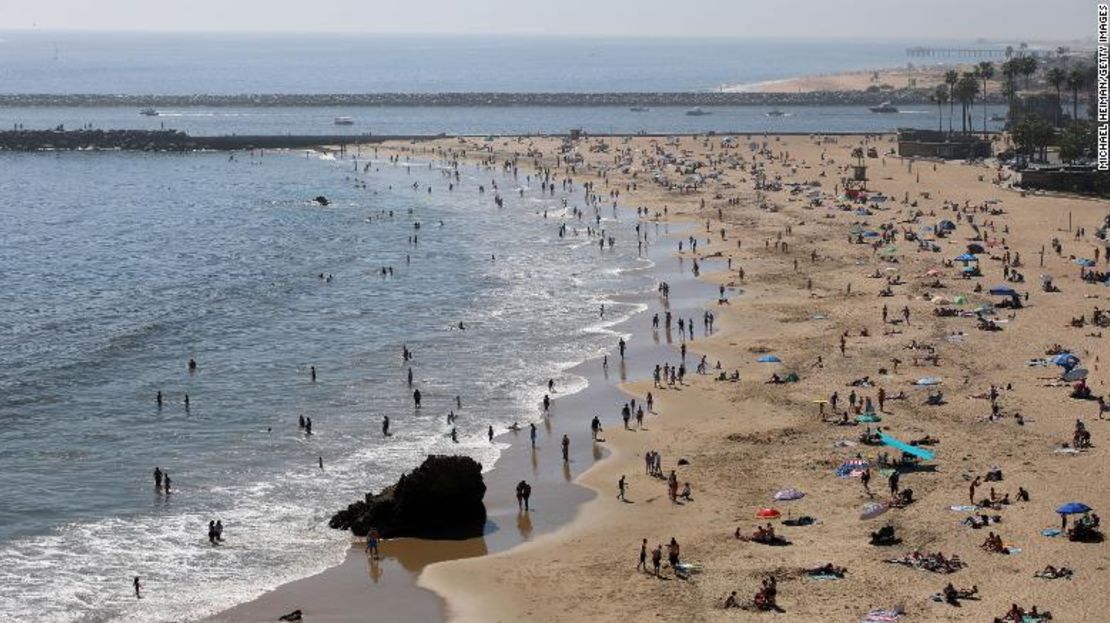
[1005,45,1014,59]
[944,70,959,133]
[1067,69,1085,129]
[954,73,980,134]
[1020,56,1038,90]
[1046,67,1067,127]
[931,85,948,132]
[976,61,994,136]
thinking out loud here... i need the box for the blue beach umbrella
[880,433,936,461]
[757,355,782,363]
[1056,502,1092,515]
[1075,258,1096,267]
[1051,353,1080,369]
[938,220,957,230]
[862,231,880,238]
[954,253,978,262]
[989,286,1017,296]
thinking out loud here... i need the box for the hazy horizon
[0,0,1091,40]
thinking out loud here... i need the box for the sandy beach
[729,64,994,93]
[210,130,1110,623]
[386,133,1108,623]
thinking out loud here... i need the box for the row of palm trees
[928,54,1089,137]
[930,64,991,136]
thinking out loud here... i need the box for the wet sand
[210,211,722,622]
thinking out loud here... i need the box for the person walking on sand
[969,476,981,506]
[617,475,627,501]
[365,527,381,559]
[561,434,569,462]
[638,538,648,572]
[861,467,873,498]
[651,543,662,576]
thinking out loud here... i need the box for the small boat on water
[334,116,355,125]
[629,106,650,112]
[766,108,786,117]
[139,107,159,117]
[685,107,710,116]
[869,101,899,113]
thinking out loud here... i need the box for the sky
[0,0,1093,40]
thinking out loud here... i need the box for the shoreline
[209,173,722,621]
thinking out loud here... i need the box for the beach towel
[949,505,977,512]
[1041,528,1062,537]
[1005,546,1022,555]
[806,572,843,581]
[861,609,901,623]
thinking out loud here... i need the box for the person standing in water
[163,473,171,494]
[310,366,317,382]
[133,576,142,599]
[382,416,391,437]
[488,424,494,442]
[153,467,163,491]
[561,434,569,462]
[529,423,537,448]
[413,389,421,408]
[156,391,163,409]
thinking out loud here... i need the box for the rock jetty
[0,90,1006,108]
[329,455,487,539]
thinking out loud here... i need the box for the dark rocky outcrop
[329,455,487,539]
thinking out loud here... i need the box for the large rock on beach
[329,455,487,539]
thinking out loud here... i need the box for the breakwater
[0,129,447,151]
[0,90,1006,108]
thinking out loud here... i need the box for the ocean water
[0,32,966,94]
[0,103,1010,136]
[0,149,651,621]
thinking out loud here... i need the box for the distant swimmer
[310,366,317,382]
[450,428,458,443]
[407,368,413,386]
[133,576,142,599]
[382,416,391,437]
[413,389,422,408]
[153,466,163,490]
[188,358,197,372]
[488,425,494,442]
[458,321,466,330]
[156,391,163,408]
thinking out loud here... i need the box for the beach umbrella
[862,231,880,238]
[989,286,1017,296]
[880,433,936,461]
[967,243,985,254]
[860,502,889,520]
[836,458,869,478]
[914,377,942,386]
[954,253,978,262]
[757,355,782,363]
[1062,368,1089,382]
[773,488,805,501]
[1051,353,1080,369]
[1056,502,1092,515]
[938,220,957,230]
[954,295,968,304]
[1075,258,1096,267]
[856,413,882,423]
[756,507,782,519]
